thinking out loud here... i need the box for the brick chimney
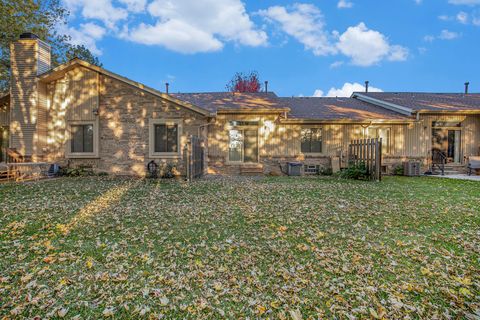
[9,33,51,159]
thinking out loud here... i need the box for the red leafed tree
[226,71,262,93]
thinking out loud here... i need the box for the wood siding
[209,113,480,166]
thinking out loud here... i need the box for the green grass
[0,176,479,319]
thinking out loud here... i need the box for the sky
[59,0,480,97]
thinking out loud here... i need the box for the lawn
[0,176,479,319]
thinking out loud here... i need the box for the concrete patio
[431,174,480,181]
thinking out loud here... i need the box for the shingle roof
[359,92,480,112]
[171,92,290,113]
[280,97,410,121]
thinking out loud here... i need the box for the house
[1,33,479,176]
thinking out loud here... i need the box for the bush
[318,167,333,176]
[339,162,369,180]
[59,167,94,177]
[159,163,177,179]
[393,165,404,176]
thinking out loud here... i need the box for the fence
[184,136,205,181]
[348,138,382,181]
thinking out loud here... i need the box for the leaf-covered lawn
[0,176,479,319]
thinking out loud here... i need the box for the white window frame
[66,119,99,158]
[366,126,391,155]
[227,122,259,164]
[300,126,323,156]
[149,119,183,159]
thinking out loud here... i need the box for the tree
[65,45,102,66]
[226,71,262,93]
[0,0,101,94]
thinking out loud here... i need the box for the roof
[356,92,480,113]
[37,59,211,117]
[171,92,290,113]
[280,97,411,121]
[0,93,9,108]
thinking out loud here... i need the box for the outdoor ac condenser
[403,161,421,176]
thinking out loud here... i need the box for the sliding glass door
[228,127,258,163]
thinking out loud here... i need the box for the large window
[301,128,322,153]
[71,124,94,153]
[149,119,182,158]
[367,126,391,154]
[154,124,178,153]
[228,127,258,163]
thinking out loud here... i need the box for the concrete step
[240,164,264,175]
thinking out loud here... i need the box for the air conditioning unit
[403,161,421,176]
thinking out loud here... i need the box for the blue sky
[60,0,480,97]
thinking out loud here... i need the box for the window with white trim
[149,119,182,158]
[71,124,94,153]
[301,128,322,154]
[367,126,391,155]
[66,120,98,158]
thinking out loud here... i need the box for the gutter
[353,93,413,116]
[280,118,415,124]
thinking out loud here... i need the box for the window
[301,128,322,153]
[149,119,182,158]
[228,120,258,163]
[71,124,94,153]
[367,126,391,155]
[154,124,178,153]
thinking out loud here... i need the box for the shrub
[60,167,94,177]
[393,165,404,176]
[318,167,333,176]
[339,162,369,180]
[159,163,177,179]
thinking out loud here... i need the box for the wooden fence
[348,138,382,181]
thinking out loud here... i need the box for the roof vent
[365,81,369,93]
[264,81,268,93]
[465,82,469,95]
[19,32,39,39]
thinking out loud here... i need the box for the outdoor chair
[468,156,480,176]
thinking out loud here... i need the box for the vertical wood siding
[209,113,480,162]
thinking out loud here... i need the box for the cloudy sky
[60,0,480,97]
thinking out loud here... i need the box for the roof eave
[216,108,290,114]
[416,109,480,114]
[281,118,414,124]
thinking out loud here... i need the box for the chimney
[464,82,469,95]
[365,81,369,93]
[9,33,51,158]
[264,81,268,93]
[165,82,169,94]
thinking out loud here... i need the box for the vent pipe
[165,82,169,94]
[365,81,369,93]
[464,82,469,95]
[265,81,268,93]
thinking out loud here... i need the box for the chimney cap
[19,32,39,39]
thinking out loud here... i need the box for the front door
[432,128,461,163]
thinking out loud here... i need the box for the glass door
[228,127,258,163]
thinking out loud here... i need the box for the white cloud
[336,23,408,66]
[57,22,106,55]
[439,29,460,39]
[63,0,127,29]
[125,0,267,53]
[127,20,223,53]
[448,0,480,5]
[258,3,336,56]
[260,4,408,66]
[457,11,469,23]
[337,0,354,9]
[424,30,461,42]
[313,82,383,97]
[330,61,344,68]
[118,0,146,13]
